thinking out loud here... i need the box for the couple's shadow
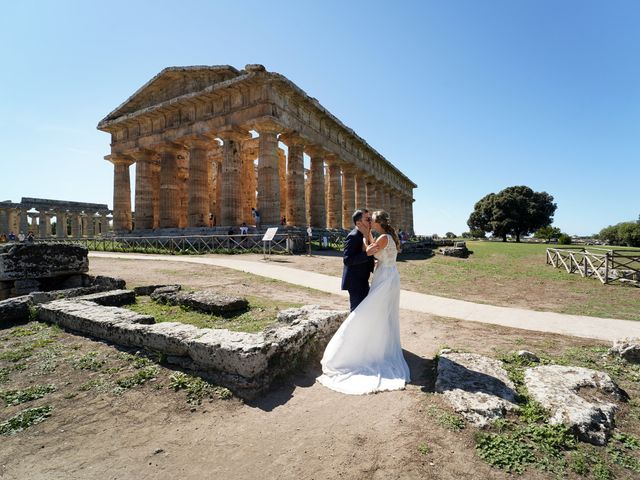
[247,349,435,412]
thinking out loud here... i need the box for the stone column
[180,136,213,228]
[88,215,96,237]
[0,208,8,234]
[253,121,281,226]
[218,126,249,226]
[325,155,343,229]
[280,133,306,227]
[375,183,384,213]
[390,192,401,228]
[365,177,376,211]
[156,143,184,229]
[81,214,89,237]
[71,214,82,238]
[355,173,367,210]
[101,213,110,235]
[383,187,391,214]
[19,209,29,234]
[177,151,189,229]
[131,148,158,230]
[56,212,67,238]
[278,148,287,221]
[407,196,415,235]
[106,153,134,232]
[240,141,258,225]
[341,166,356,230]
[38,212,49,237]
[305,145,326,228]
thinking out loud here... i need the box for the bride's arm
[371,233,389,250]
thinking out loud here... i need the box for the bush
[598,221,640,247]
[558,234,572,245]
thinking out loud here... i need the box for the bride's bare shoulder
[376,234,389,249]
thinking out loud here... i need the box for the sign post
[306,226,312,256]
[262,227,278,261]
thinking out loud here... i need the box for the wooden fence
[546,247,640,285]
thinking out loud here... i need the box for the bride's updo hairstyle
[372,210,401,251]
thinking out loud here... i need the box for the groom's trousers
[348,284,370,312]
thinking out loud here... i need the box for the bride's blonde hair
[372,210,401,251]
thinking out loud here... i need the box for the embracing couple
[317,209,411,395]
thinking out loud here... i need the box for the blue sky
[1,0,638,235]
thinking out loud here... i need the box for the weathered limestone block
[28,286,104,304]
[0,295,32,323]
[186,329,271,378]
[436,352,518,426]
[524,365,628,445]
[0,244,88,280]
[38,300,347,398]
[93,275,126,290]
[12,279,41,296]
[133,284,181,296]
[75,289,136,307]
[154,290,248,315]
[150,285,182,301]
[516,350,540,363]
[609,338,640,364]
[38,300,154,345]
[137,322,205,356]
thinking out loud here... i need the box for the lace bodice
[375,234,397,266]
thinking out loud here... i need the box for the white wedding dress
[318,234,411,395]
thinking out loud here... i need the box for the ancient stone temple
[98,65,416,234]
[0,198,111,238]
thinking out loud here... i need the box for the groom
[342,209,378,311]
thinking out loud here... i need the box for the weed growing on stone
[0,384,56,406]
[169,372,232,404]
[78,379,105,392]
[0,405,52,435]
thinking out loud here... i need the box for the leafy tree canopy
[467,186,557,242]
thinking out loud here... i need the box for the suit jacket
[341,228,375,290]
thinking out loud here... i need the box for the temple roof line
[97,64,416,189]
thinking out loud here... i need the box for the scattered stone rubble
[439,241,470,258]
[524,365,628,445]
[435,350,630,446]
[435,352,518,427]
[609,338,640,364]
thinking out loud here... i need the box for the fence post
[604,252,610,284]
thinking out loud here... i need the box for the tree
[445,232,456,239]
[467,186,557,242]
[598,221,640,247]
[461,231,472,239]
[534,226,561,243]
[558,234,572,245]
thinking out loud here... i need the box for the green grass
[169,372,232,404]
[0,406,53,435]
[398,240,640,321]
[0,384,56,406]
[127,295,301,333]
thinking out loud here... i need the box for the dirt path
[0,257,611,479]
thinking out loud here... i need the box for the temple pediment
[99,65,241,125]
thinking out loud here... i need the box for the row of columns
[0,208,111,238]
[109,123,414,234]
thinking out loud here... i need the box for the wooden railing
[546,247,640,285]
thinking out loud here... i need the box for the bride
[318,210,411,395]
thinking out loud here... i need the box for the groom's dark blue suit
[342,228,375,311]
